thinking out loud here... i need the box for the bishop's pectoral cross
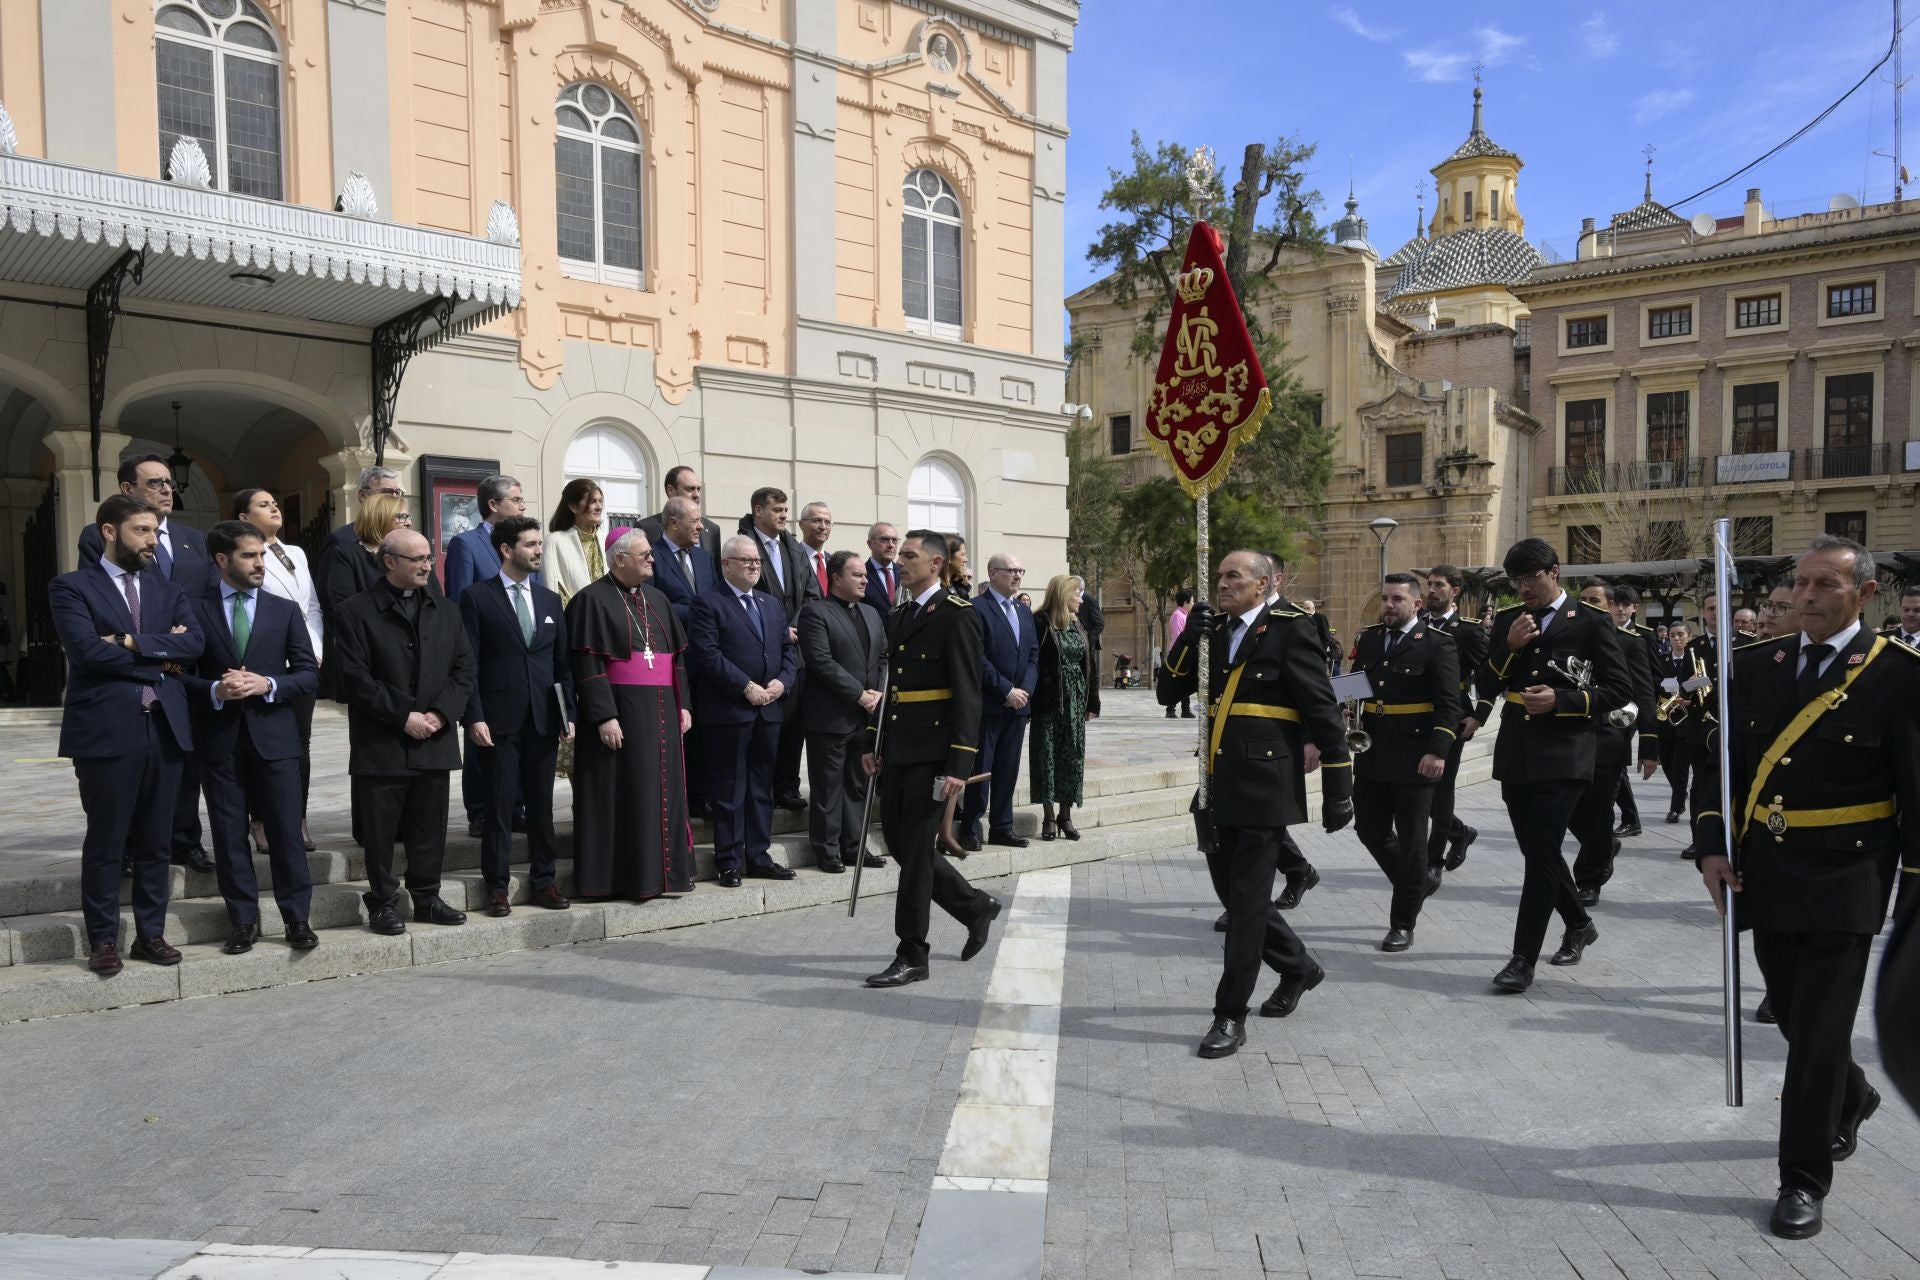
[642,645,656,670]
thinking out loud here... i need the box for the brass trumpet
[1343,699,1372,754]
[936,772,997,856]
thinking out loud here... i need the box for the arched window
[565,424,649,529]
[556,83,644,287]
[902,169,963,338]
[155,0,284,200]
[907,457,967,537]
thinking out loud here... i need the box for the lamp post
[1368,516,1398,585]
[165,400,192,498]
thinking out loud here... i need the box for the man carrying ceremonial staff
[1694,535,1920,1240]
[568,529,694,901]
[1570,582,1659,907]
[1424,565,1485,877]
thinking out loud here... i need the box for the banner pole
[1195,491,1211,806]
[1712,516,1743,1107]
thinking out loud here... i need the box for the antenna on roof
[1642,143,1657,201]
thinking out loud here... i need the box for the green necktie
[230,590,251,657]
[513,581,535,645]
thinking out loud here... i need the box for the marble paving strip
[908,866,1071,1280]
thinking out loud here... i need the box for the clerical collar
[1799,618,1862,654]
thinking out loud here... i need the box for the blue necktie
[154,529,174,580]
[741,592,764,641]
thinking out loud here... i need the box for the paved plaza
[2,741,1917,1279]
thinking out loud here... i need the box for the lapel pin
[1413,630,1425,640]
[1773,650,1786,663]
[1564,610,1575,621]
[1848,653,1864,664]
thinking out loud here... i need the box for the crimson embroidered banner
[1144,222,1273,499]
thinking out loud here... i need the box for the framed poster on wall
[417,455,499,585]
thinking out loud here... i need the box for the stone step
[0,810,1205,1022]
[0,758,1200,921]
[0,783,1204,965]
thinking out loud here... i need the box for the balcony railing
[1802,443,1891,480]
[1547,458,1704,496]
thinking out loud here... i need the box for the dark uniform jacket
[868,588,983,780]
[1624,621,1662,766]
[1351,621,1459,784]
[1428,609,1488,713]
[1472,596,1631,784]
[1672,633,1720,753]
[1695,628,1920,935]
[1158,603,1350,829]
[331,580,476,775]
[1594,620,1660,773]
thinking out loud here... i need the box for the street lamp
[1368,516,1398,585]
[165,400,193,498]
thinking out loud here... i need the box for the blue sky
[1061,0,1907,293]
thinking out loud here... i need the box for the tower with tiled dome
[1379,85,1540,329]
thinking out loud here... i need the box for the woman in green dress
[1031,574,1101,840]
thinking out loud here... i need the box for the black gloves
[1323,795,1354,833]
[1187,601,1215,635]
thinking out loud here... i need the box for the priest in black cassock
[566,528,695,899]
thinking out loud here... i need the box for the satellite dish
[1829,193,1860,211]
[1690,212,1717,236]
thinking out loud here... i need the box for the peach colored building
[0,0,1079,692]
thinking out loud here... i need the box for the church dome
[1382,225,1543,301]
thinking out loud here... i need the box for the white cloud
[1331,5,1394,41]
[1634,88,1695,124]
[1476,26,1526,66]
[1404,47,1472,82]
[1581,14,1619,58]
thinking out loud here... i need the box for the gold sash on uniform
[1737,636,1888,841]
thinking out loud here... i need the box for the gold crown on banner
[1176,265,1214,304]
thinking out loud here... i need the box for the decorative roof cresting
[167,135,213,189]
[336,171,379,219]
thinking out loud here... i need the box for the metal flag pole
[1186,146,1217,807]
[1712,516,1743,1106]
[847,661,891,918]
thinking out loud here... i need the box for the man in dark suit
[51,494,204,975]
[1424,564,1487,876]
[960,551,1038,851]
[78,453,218,874]
[441,473,538,838]
[635,465,721,559]
[738,487,820,810]
[1606,585,1661,837]
[860,530,1001,989]
[687,534,799,887]
[1695,535,1920,1239]
[1464,538,1632,993]
[331,528,476,935]
[313,464,403,616]
[459,515,575,918]
[1157,550,1352,1057]
[650,497,719,624]
[1569,582,1660,907]
[1349,574,1460,952]
[865,521,903,614]
[184,521,320,954]
[798,551,887,874]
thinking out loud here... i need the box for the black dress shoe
[1680,845,1700,861]
[1756,993,1776,1024]
[1445,825,1476,871]
[865,960,930,988]
[817,853,846,874]
[1614,820,1643,837]
[1259,963,1325,1017]
[859,851,886,868]
[1833,1085,1881,1161]
[530,886,571,910]
[961,896,1001,962]
[1275,865,1320,910]
[222,923,259,955]
[959,832,982,853]
[466,818,484,839]
[1491,956,1535,992]
[88,941,123,975]
[1769,1188,1822,1240]
[367,905,407,935]
[285,920,320,950]
[1180,707,1194,719]
[511,814,527,833]
[745,862,796,881]
[412,895,467,926]
[775,792,808,812]
[718,868,743,888]
[1380,927,1413,953]
[1666,810,1683,824]
[1422,868,1442,899]
[1549,920,1598,965]
[1213,910,1229,933]
[486,892,512,918]
[1197,1017,1246,1058]
[987,831,1029,849]
[171,845,215,874]
[1576,884,1600,908]
[129,935,182,966]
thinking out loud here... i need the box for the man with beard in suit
[798,551,888,874]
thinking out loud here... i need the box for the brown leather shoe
[530,885,571,910]
[88,941,123,975]
[128,936,182,966]
[486,891,511,918]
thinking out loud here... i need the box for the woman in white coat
[236,487,324,853]
[544,478,607,604]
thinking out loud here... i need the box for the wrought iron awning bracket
[86,248,146,501]
[369,295,455,467]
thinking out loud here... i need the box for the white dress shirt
[1797,619,1862,679]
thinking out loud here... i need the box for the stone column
[319,441,411,534]
[43,427,131,574]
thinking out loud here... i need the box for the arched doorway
[564,422,651,530]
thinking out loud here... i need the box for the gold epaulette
[1361,621,1387,631]
[945,592,973,608]
[1887,634,1920,657]
[1579,600,1611,616]
[1268,606,1303,618]
[1735,634,1785,651]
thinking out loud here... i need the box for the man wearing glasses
[865,523,903,614]
[958,553,1039,851]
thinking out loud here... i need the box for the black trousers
[359,771,451,910]
[705,716,780,872]
[1499,778,1591,964]
[962,710,1027,838]
[290,691,316,811]
[880,758,993,967]
[1570,762,1626,890]
[170,753,203,855]
[1663,732,1694,816]
[1613,769,1639,826]
[1425,735,1469,869]
[1354,776,1436,930]
[477,718,560,893]
[1276,828,1310,880]
[774,667,806,797]
[461,728,525,824]
[1208,825,1313,1020]
[1754,928,1873,1198]
[74,718,183,946]
[202,724,312,926]
[806,726,870,859]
